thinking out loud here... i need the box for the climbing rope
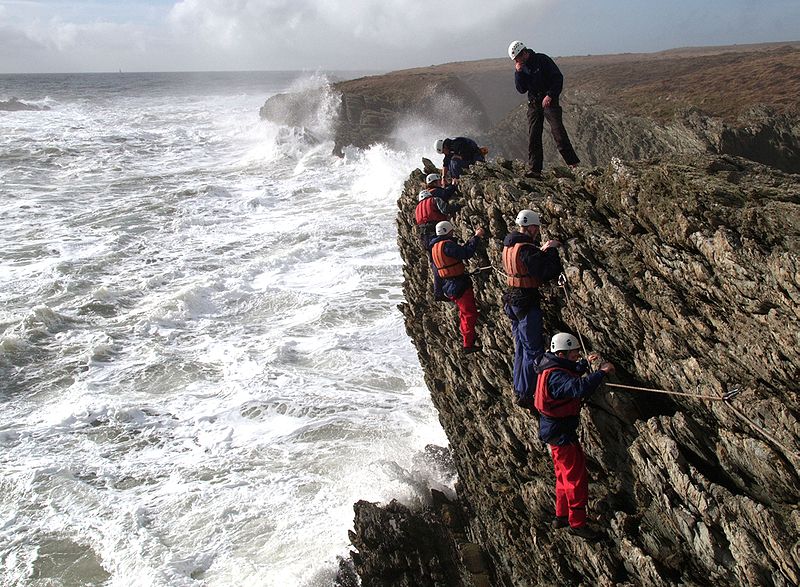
[557,272,589,356]
[555,270,800,464]
[468,265,494,276]
[604,382,740,402]
[490,262,510,280]
[718,394,800,465]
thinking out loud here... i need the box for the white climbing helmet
[435,220,454,236]
[550,333,580,353]
[434,139,445,154]
[425,173,442,185]
[508,40,525,60]
[515,209,540,227]
[418,189,431,201]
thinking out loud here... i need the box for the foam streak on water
[0,72,449,586]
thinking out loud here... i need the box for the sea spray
[0,71,449,586]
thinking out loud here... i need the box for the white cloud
[0,0,798,73]
[164,0,545,66]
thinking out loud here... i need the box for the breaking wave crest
[0,71,448,586]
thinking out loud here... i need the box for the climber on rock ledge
[435,137,486,185]
[416,173,463,301]
[502,209,562,410]
[535,332,615,540]
[429,220,485,354]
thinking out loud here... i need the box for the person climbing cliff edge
[535,332,615,540]
[415,173,462,300]
[502,209,562,409]
[430,221,485,354]
[435,137,486,184]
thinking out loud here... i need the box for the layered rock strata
[487,99,800,175]
[348,155,799,586]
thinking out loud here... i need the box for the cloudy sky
[1,0,798,73]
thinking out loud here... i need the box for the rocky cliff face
[487,97,800,175]
[348,155,799,586]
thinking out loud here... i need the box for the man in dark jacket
[435,137,485,184]
[535,332,615,540]
[508,40,580,176]
[415,173,462,300]
[429,221,485,353]
[502,209,562,409]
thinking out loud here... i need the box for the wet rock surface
[346,491,491,587]
[348,155,799,586]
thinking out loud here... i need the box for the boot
[551,516,569,529]
[569,525,601,541]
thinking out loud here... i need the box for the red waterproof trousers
[449,287,477,348]
[550,442,589,528]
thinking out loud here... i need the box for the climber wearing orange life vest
[429,220,484,354]
[415,173,462,301]
[535,332,615,540]
[502,209,562,409]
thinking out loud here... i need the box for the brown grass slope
[383,41,800,123]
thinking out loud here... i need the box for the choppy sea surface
[0,71,452,586]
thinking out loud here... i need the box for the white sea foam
[0,72,449,586]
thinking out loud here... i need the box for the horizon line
[1,39,798,76]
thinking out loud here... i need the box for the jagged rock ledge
[344,156,799,586]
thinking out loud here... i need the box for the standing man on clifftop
[508,40,580,177]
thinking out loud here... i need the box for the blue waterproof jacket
[428,234,480,299]
[502,231,562,308]
[514,51,564,101]
[535,352,606,445]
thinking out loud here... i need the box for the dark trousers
[527,99,579,172]
[505,303,544,405]
[448,154,485,179]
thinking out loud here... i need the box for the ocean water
[0,71,452,586]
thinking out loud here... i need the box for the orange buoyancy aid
[415,193,448,225]
[431,240,465,278]
[502,243,542,288]
[534,367,582,418]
